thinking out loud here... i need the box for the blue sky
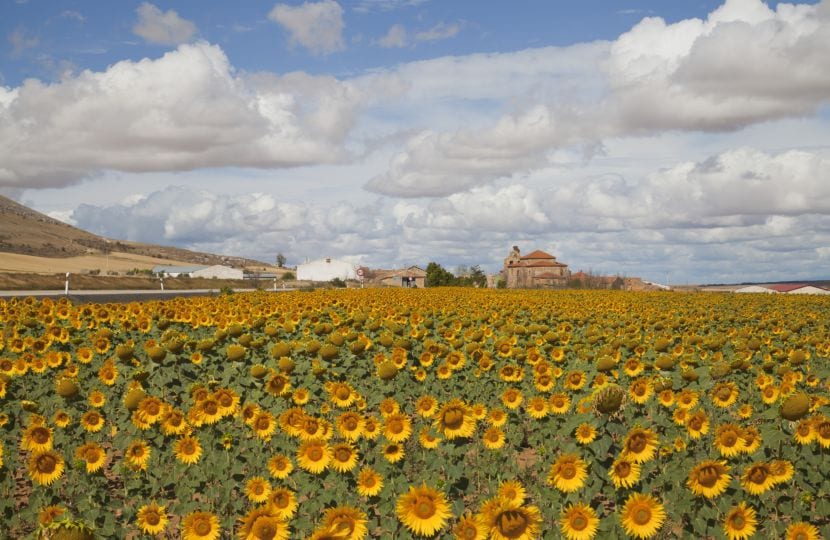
[2,0,829,284]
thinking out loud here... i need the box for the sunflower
[794,418,815,445]
[28,450,65,486]
[244,476,271,503]
[487,408,507,427]
[419,427,442,449]
[362,416,381,440]
[452,513,486,540]
[482,500,542,540]
[501,388,523,410]
[98,360,118,385]
[621,428,658,463]
[769,459,794,484]
[214,387,240,416]
[396,484,451,537]
[574,423,597,445]
[619,493,666,539]
[737,404,753,419]
[525,396,549,419]
[297,439,331,474]
[723,502,756,540]
[657,389,675,407]
[22,424,53,452]
[75,442,106,473]
[136,501,168,535]
[182,511,221,540]
[268,454,293,480]
[237,507,289,540]
[88,390,106,408]
[174,435,202,465]
[49,411,69,428]
[711,382,739,408]
[160,408,188,436]
[437,364,453,380]
[534,373,555,393]
[784,522,821,540]
[265,374,292,398]
[267,487,298,520]
[497,480,526,506]
[321,506,368,540]
[356,467,384,497]
[435,399,477,439]
[549,393,571,415]
[564,370,587,391]
[685,410,710,440]
[547,453,588,493]
[675,389,699,410]
[623,358,643,377]
[335,413,364,441]
[740,462,775,495]
[628,378,653,405]
[760,384,780,405]
[687,460,731,498]
[277,407,304,435]
[383,443,405,463]
[559,503,599,540]
[136,396,165,426]
[609,457,641,489]
[331,443,359,473]
[714,424,746,458]
[379,397,401,417]
[81,410,105,433]
[125,440,151,471]
[252,411,277,441]
[38,505,66,527]
[740,426,762,454]
[416,396,438,418]
[815,417,830,449]
[383,412,413,443]
[482,427,505,450]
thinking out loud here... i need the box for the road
[0,288,295,303]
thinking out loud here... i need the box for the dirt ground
[0,272,290,291]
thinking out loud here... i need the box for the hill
[0,194,266,270]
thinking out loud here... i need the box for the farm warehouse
[1,289,828,538]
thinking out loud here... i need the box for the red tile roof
[765,284,807,293]
[520,249,556,260]
[524,261,568,268]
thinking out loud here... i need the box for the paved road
[0,288,295,303]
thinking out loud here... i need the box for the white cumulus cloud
[132,3,197,45]
[0,42,363,189]
[269,0,345,55]
[378,24,407,48]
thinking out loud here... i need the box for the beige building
[373,266,427,288]
[503,246,569,288]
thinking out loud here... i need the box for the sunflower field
[1,288,829,539]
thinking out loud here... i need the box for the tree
[276,253,287,268]
[425,262,455,287]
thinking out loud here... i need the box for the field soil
[0,272,291,291]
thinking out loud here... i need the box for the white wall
[192,265,244,280]
[297,259,357,281]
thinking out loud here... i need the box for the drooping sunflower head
[322,506,368,540]
[482,500,542,540]
[435,399,476,439]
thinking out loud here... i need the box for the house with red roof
[503,246,569,288]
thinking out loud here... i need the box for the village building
[152,264,243,279]
[503,246,569,288]
[371,266,427,288]
[297,258,357,282]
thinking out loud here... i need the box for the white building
[153,264,243,279]
[297,258,357,282]
[734,285,777,294]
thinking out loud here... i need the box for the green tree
[276,253,287,268]
[425,262,455,287]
